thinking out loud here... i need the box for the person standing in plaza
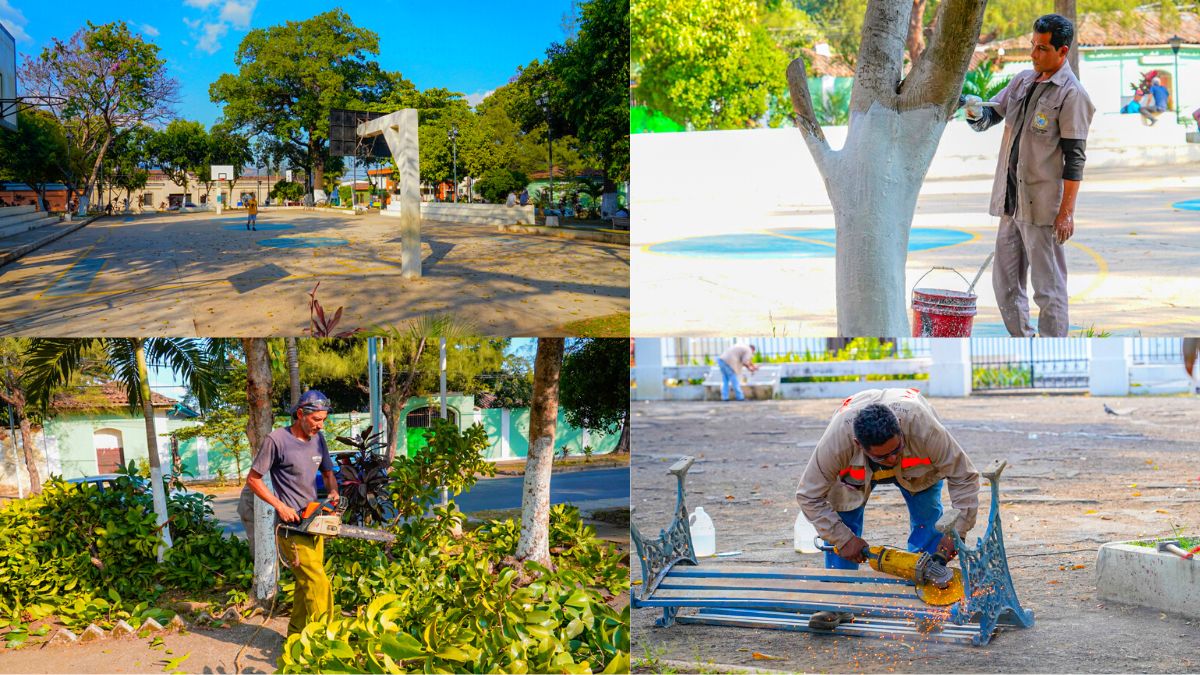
[245,193,258,231]
[963,14,1095,337]
[717,343,758,401]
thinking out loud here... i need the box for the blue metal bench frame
[631,456,1034,646]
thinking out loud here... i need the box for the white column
[633,338,665,401]
[196,437,209,480]
[1090,338,1131,396]
[928,339,972,397]
[500,409,511,459]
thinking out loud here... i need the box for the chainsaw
[817,539,964,606]
[279,499,396,543]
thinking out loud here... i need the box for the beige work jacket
[795,388,980,549]
[986,61,1095,227]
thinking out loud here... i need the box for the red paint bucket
[911,267,978,337]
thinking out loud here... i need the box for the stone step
[0,217,91,267]
[0,204,37,216]
[0,207,53,230]
[0,214,59,240]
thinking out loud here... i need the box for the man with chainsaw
[962,14,1094,338]
[244,390,340,636]
[796,388,980,630]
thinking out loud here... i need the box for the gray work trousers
[992,214,1069,337]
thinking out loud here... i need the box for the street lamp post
[448,125,459,203]
[537,93,553,212]
[1169,35,1183,124]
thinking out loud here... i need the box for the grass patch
[1130,536,1200,549]
[561,312,629,337]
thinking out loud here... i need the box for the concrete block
[219,606,242,623]
[46,628,78,646]
[78,623,107,642]
[1096,541,1200,618]
[167,614,187,632]
[139,617,164,633]
[110,620,136,637]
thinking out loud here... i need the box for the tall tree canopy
[209,9,390,198]
[20,21,177,213]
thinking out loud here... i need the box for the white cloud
[0,0,31,43]
[140,23,160,37]
[465,89,495,107]
[219,0,256,30]
[182,0,256,54]
[195,22,228,55]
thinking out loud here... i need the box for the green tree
[269,180,305,202]
[100,124,152,211]
[559,339,629,454]
[545,0,631,183]
[0,339,44,494]
[475,168,529,204]
[631,0,790,130]
[204,123,253,203]
[0,109,68,211]
[23,338,219,561]
[168,408,251,484]
[147,120,208,197]
[209,9,389,201]
[20,21,178,214]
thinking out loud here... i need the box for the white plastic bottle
[689,507,716,557]
[793,510,820,554]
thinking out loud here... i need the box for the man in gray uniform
[964,14,1095,337]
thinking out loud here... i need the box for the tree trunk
[786,0,988,336]
[1055,0,1079,78]
[614,407,630,454]
[134,338,172,562]
[81,132,115,216]
[8,392,42,494]
[286,337,301,409]
[242,337,276,605]
[906,0,928,65]
[514,337,564,567]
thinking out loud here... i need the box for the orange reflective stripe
[839,467,866,480]
[900,457,932,469]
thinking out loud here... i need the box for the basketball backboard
[211,165,234,182]
[0,22,17,132]
[329,108,390,158]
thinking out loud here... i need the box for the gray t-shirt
[251,426,333,512]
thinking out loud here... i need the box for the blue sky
[2,0,578,127]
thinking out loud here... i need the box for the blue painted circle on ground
[258,237,348,249]
[648,227,974,259]
[222,223,295,231]
[1171,199,1200,211]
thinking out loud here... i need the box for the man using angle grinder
[243,390,340,636]
[796,388,980,630]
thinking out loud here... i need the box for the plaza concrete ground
[632,164,1200,337]
[631,396,1200,673]
[0,208,629,336]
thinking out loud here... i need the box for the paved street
[0,208,629,336]
[211,466,630,539]
[633,164,1200,336]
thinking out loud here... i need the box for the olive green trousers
[276,531,331,636]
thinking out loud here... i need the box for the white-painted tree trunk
[822,104,947,336]
[515,435,554,563]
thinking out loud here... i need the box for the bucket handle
[911,266,972,301]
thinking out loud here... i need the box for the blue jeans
[824,480,944,570]
[718,360,743,401]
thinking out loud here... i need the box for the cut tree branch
[786,58,831,164]
[852,0,913,112]
[900,0,989,111]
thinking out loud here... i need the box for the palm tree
[24,338,219,562]
[0,338,43,495]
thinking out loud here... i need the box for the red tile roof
[53,382,178,410]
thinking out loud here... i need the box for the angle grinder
[818,539,965,606]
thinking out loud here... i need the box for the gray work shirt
[985,61,1095,227]
[250,426,333,512]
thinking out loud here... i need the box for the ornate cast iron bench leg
[937,459,1036,646]
[631,456,698,627]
